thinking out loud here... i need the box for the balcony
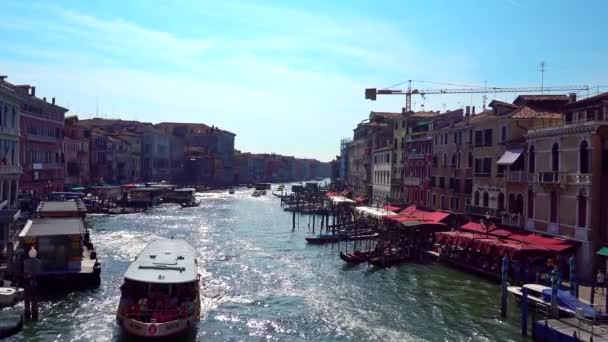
[567,173,591,185]
[538,171,566,184]
[465,205,499,217]
[506,170,525,183]
[403,176,421,186]
[501,213,524,228]
[0,165,22,174]
[473,172,491,177]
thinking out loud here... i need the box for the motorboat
[251,190,266,197]
[507,284,604,318]
[116,238,201,338]
[228,188,235,194]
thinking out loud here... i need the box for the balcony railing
[506,170,525,183]
[0,165,22,174]
[527,173,537,183]
[403,176,422,186]
[406,153,425,160]
[465,205,499,217]
[567,173,591,185]
[473,172,491,177]
[538,171,566,184]
[501,213,524,228]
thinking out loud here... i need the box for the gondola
[339,250,374,264]
[368,249,411,267]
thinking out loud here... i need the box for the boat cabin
[163,188,196,203]
[127,188,165,207]
[89,185,123,202]
[37,200,87,218]
[254,183,271,190]
[18,218,89,272]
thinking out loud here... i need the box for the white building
[372,146,392,205]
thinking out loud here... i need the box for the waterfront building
[372,145,393,205]
[348,112,397,199]
[112,130,142,182]
[141,128,170,182]
[88,128,115,184]
[430,108,471,214]
[403,111,445,207]
[525,92,608,279]
[64,116,89,188]
[13,84,67,196]
[466,96,566,227]
[108,136,133,184]
[339,138,351,185]
[390,114,406,203]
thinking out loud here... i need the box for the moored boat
[339,250,374,264]
[507,284,604,318]
[116,238,201,338]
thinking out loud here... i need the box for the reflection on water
[7,187,527,341]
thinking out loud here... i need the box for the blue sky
[1,0,607,161]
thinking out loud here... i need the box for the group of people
[119,282,197,323]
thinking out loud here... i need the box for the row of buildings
[0,74,330,205]
[334,92,608,279]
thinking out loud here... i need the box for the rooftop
[124,239,198,284]
[511,106,562,119]
[37,200,87,217]
[20,218,86,237]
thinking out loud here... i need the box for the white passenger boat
[508,283,603,318]
[116,238,201,338]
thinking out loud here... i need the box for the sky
[1,0,607,161]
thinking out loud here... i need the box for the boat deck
[534,318,608,341]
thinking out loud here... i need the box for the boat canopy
[20,218,86,237]
[124,239,198,284]
[354,206,396,218]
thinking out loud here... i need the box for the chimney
[568,93,577,103]
[465,106,471,116]
[30,86,36,97]
[472,106,476,115]
[52,97,55,105]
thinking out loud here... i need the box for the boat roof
[124,239,198,284]
[37,200,87,216]
[523,284,551,292]
[19,218,86,237]
[174,188,196,192]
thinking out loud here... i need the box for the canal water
[8,187,528,341]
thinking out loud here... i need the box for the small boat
[277,185,285,191]
[228,188,235,194]
[306,234,341,244]
[180,199,201,208]
[251,190,266,197]
[339,250,374,264]
[116,238,201,338]
[507,284,604,318]
[0,285,24,308]
[368,248,411,267]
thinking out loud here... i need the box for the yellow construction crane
[365,80,590,112]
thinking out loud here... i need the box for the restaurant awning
[383,205,401,212]
[597,247,608,257]
[497,148,523,165]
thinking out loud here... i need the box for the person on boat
[597,269,606,294]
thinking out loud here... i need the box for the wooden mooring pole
[521,286,528,336]
[501,256,509,318]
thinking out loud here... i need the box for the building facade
[64,116,89,188]
[372,146,392,204]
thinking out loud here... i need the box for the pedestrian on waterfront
[597,269,605,294]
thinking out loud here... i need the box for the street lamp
[484,212,491,238]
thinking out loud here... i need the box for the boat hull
[339,251,372,264]
[117,315,196,338]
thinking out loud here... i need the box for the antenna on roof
[540,61,546,94]
[96,96,99,118]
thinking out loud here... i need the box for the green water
[6,188,527,341]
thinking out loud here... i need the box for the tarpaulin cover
[541,289,601,318]
[329,196,356,204]
[496,149,523,165]
[354,206,396,218]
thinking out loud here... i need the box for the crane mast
[365,82,590,112]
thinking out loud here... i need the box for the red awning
[354,195,367,203]
[399,205,417,215]
[511,234,576,253]
[460,221,513,237]
[383,205,401,212]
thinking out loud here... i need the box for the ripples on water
[6,188,528,341]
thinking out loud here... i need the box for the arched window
[457,152,462,169]
[529,145,536,173]
[550,191,558,223]
[10,180,16,208]
[498,192,505,211]
[482,192,489,207]
[1,180,7,203]
[580,141,590,174]
[527,189,534,219]
[468,151,473,168]
[432,155,438,168]
[578,193,587,227]
[394,138,398,149]
[443,153,447,167]
[451,153,456,167]
[552,143,560,172]
[474,191,480,205]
